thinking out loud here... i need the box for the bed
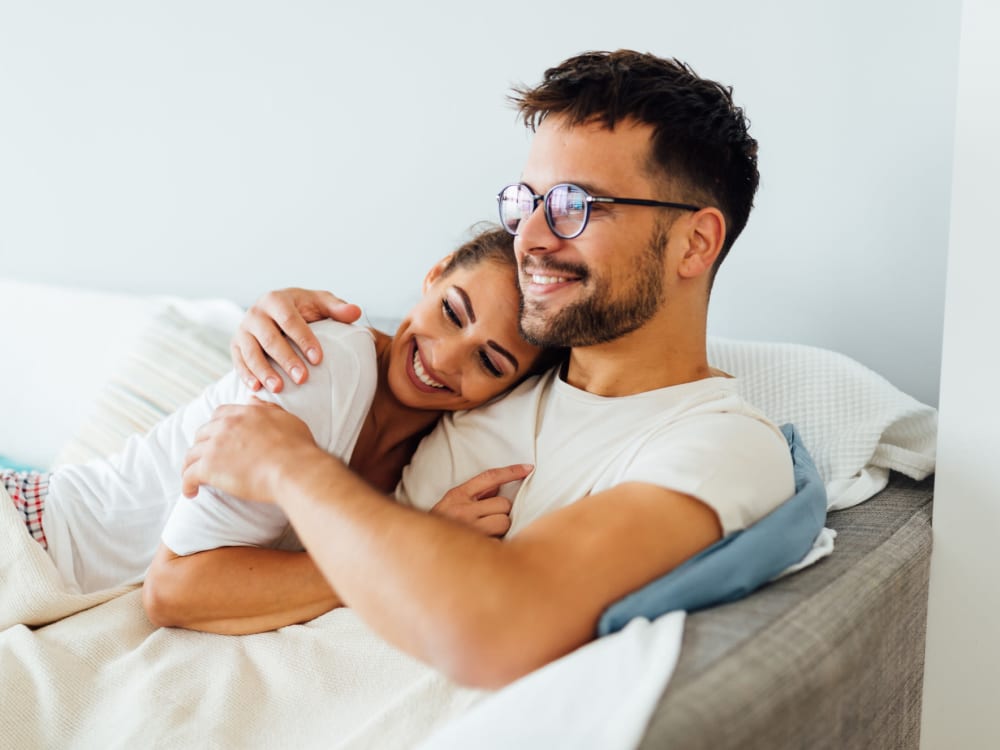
[0,279,937,748]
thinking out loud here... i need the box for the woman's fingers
[457,464,534,500]
[471,495,513,517]
[474,513,512,538]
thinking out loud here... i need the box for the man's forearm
[143,545,342,635]
[273,452,550,684]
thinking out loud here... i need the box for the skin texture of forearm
[271,450,591,686]
[179,404,723,686]
[143,545,342,635]
[266,446,722,688]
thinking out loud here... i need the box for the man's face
[513,116,674,348]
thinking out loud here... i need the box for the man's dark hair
[509,50,759,272]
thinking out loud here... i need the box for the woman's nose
[430,336,467,376]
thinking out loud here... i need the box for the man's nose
[515,199,563,255]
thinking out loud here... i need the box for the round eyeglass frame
[497,182,702,240]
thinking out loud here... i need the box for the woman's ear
[422,254,454,293]
[678,208,726,279]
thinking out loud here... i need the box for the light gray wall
[0,1,960,406]
[922,0,1000,746]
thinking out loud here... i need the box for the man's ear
[678,208,726,279]
[423,254,455,293]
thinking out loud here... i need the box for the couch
[0,278,937,748]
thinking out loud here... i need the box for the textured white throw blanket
[0,488,683,749]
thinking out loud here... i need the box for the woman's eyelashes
[442,298,461,326]
[441,297,504,379]
[479,351,503,378]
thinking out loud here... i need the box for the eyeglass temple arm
[590,196,701,212]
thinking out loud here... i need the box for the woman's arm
[143,543,341,634]
[233,288,361,393]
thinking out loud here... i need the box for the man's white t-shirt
[44,321,376,594]
[397,368,794,538]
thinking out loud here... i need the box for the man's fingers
[459,464,533,500]
[312,293,362,327]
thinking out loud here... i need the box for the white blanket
[1,488,683,749]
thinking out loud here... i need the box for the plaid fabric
[3,469,50,549]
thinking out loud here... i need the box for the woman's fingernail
[306,348,320,364]
[291,366,304,383]
[266,377,280,392]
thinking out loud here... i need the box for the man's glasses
[497,182,701,240]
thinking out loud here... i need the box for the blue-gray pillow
[597,423,827,636]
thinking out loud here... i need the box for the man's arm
[181,402,721,687]
[143,544,341,634]
[143,462,526,634]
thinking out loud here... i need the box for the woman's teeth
[413,349,446,389]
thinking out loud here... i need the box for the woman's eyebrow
[453,285,519,371]
[454,286,476,323]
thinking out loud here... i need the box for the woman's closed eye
[479,351,503,378]
[442,298,461,326]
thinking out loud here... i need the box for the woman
[3,226,561,634]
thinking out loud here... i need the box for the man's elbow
[435,620,577,690]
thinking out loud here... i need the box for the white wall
[921,0,1000,746]
[0,1,960,406]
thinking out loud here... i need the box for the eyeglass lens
[499,184,589,239]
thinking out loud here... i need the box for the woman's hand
[234,288,362,393]
[430,464,533,537]
[182,399,325,502]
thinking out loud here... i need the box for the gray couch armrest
[638,475,933,750]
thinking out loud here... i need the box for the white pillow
[708,337,937,510]
[53,301,242,466]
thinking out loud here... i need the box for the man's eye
[479,351,502,378]
[442,299,461,326]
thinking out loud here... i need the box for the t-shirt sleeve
[618,412,795,536]
[161,322,376,555]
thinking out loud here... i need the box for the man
[180,50,795,688]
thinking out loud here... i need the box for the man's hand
[181,399,326,502]
[234,288,362,393]
[430,464,533,537]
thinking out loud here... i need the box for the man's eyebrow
[487,340,519,372]
[454,286,476,323]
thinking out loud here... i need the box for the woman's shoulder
[307,320,376,362]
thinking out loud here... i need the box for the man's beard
[518,223,669,348]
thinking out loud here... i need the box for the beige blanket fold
[0,487,487,748]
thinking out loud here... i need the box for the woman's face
[387,260,544,411]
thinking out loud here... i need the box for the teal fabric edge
[597,423,828,636]
[0,455,44,473]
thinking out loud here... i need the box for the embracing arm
[142,544,341,634]
[233,288,361,392]
[181,403,721,687]
[142,462,525,635]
